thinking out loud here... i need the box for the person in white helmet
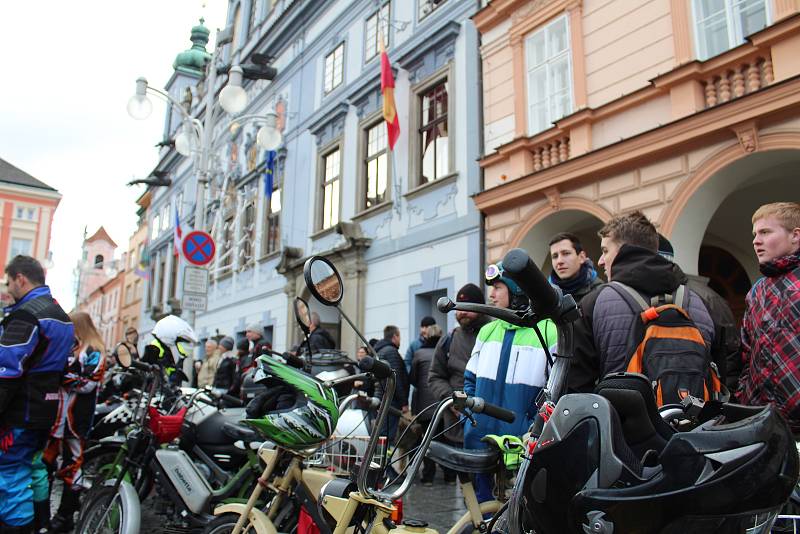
[142,315,198,385]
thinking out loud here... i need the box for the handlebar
[356,356,391,379]
[128,360,156,372]
[466,397,516,423]
[502,248,561,320]
[437,298,534,328]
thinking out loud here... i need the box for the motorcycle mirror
[303,256,343,306]
[114,342,134,369]
[294,297,312,335]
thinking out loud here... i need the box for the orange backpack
[609,282,724,407]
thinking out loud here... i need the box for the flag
[380,41,400,151]
[173,205,183,257]
[263,150,276,199]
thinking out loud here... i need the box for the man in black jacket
[374,325,409,446]
[307,312,336,353]
[548,232,603,303]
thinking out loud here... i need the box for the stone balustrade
[702,54,774,108]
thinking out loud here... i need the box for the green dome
[173,18,212,76]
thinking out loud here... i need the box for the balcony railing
[532,136,570,172]
[702,53,774,108]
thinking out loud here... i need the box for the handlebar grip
[222,394,244,407]
[502,248,560,319]
[357,356,392,379]
[470,398,516,424]
[129,360,154,372]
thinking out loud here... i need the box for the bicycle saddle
[222,421,260,443]
[426,441,500,474]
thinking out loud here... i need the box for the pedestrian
[736,202,800,432]
[44,311,107,533]
[353,346,375,396]
[0,255,73,533]
[197,338,221,388]
[245,321,269,358]
[307,312,336,353]
[548,232,603,302]
[428,282,490,484]
[238,323,271,401]
[410,324,442,486]
[124,326,140,359]
[568,211,715,393]
[657,234,741,390]
[373,325,409,446]
[404,316,436,372]
[230,337,251,399]
[212,336,238,396]
[465,263,557,503]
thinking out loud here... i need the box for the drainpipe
[474,0,487,281]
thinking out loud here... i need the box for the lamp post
[128,34,283,234]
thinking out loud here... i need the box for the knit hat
[219,336,235,351]
[420,316,436,327]
[236,338,250,352]
[456,283,485,304]
[245,321,263,334]
[657,234,674,262]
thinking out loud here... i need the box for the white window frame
[10,238,32,258]
[318,145,342,231]
[524,14,574,137]
[323,43,345,95]
[365,2,390,62]
[691,0,771,61]
[418,0,446,21]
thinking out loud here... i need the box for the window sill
[404,172,458,200]
[309,226,337,240]
[258,250,281,263]
[352,201,392,221]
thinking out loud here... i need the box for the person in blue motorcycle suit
[464,262,557,504]
[0,255,73,533]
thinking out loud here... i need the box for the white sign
[182,293,208,312]
[183,266,209,294]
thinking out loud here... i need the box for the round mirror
[294,297,312,335]
[114,342,134,369]
[303,256,343,306]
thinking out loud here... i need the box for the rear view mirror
[114,342,134,369]
[304,256,343,306]
[294,297,312,335]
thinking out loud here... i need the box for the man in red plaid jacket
[736,202,800,433]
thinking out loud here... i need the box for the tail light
[391,498,403,524]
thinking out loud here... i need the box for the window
[319,148,341,230]
[151,214,160,239]
[175,189,184,217]
[125,284,133,305]
[263,162,282,256]
[693,0,769,60]
[170,254,178,298]
[239,181,257,268]
[94,254,104,269]
[15,207,23,219]
[419,79,449,183]
[363,122,389,209]
[161,204,170,231]
[365,3,390,61]
[418,0,446,20]
[324,43,344,94]
[27,208,35,220]
[221,215,234,270]
[135,279,143,300]
[249,0,259,33]
[525,15,572,136]
[10,238,31,258]
[157,254,166,305]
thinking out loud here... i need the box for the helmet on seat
[242,354,339,450]
[508,373,800,534]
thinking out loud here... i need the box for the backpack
[609,282,724,406]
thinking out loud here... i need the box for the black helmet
[507,373,799,534]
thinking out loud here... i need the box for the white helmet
[151,315,197,365]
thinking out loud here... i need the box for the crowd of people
[0,201,798,532]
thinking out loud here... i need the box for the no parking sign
[182,231,216,266]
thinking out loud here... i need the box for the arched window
[94,254,104,269]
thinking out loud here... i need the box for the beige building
[475,0,800,321]
[119,191,150,339]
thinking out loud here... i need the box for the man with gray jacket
[568,211,715,392]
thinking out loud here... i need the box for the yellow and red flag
[380,42,400,151]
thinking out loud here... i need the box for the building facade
[139,0,486,356]
[119,192,150,340]
[0,158,61,272]
[476,0,800,321]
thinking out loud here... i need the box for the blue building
[139,0,485,356]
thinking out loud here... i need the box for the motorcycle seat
[426,441,500,474]
[222,421,260,443]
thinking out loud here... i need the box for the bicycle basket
[148,406,187,444]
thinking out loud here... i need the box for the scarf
[759,251,800,278]
[549,259,598,294]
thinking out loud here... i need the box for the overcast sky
[0,1,228,310]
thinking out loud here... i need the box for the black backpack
[609,282,724,406]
